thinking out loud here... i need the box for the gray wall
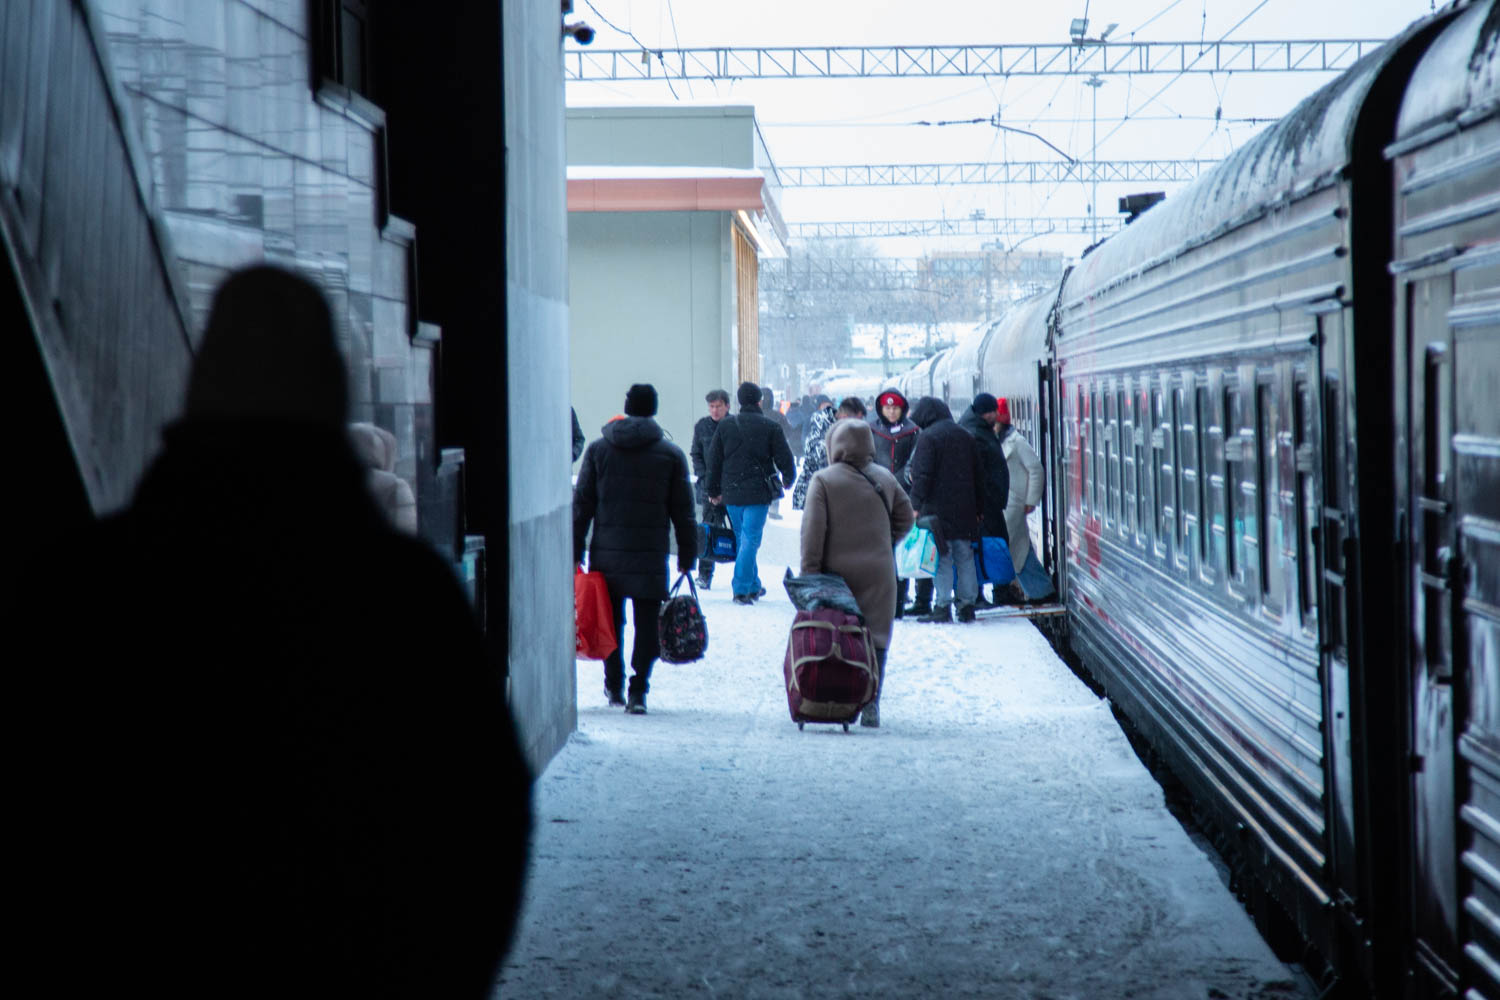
[504,0,576,769]
[566,105,757,168]
[569,211,733,454]
[96,0,430,492]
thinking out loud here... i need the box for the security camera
[565,21,595,45]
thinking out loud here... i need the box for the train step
[976,602,1066,619]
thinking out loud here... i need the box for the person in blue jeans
[704,382,797,604]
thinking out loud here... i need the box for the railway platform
[499,515,1314,999]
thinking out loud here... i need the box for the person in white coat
[997,399,1055,601]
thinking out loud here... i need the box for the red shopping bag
[574,568,618,660]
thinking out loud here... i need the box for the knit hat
[737,381,762,406]
[996,397,1011,422]
[972,392,999,415]
[624,383,658,417]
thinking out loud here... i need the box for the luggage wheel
[842,723,850,732]
[798,722,804,731]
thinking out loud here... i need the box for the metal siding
[1391,3,1500,994]
[1055,180,1351,930]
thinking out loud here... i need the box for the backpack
[658,573,709,663]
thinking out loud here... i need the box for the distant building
[567,106,785,445]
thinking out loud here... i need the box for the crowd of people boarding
[572,378,1056,722]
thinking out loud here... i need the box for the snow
[498,511,1312,999]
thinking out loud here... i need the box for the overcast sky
[565,0,1442,257]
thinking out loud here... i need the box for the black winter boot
[917,604,952,623]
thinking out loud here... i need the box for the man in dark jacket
[870,388,923,615]
[574,383,697,713]
[957,392,1012,606]
[705,381,797,604]
[17,266,533,999]
[689,388,731,588]
[907,396,984,623]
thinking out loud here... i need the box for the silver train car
[897,4,1499,995]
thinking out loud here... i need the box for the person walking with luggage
[574,383,697,714]
[907,396,984,623]
[800,418,915,728]
[869,388,922,617]
[705,382,797,604]
[791,395,836,510]
[689,389,731,589]
[957,393,1011,606]
[998,398,1056,602]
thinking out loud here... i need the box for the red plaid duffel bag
[783,608,878,729]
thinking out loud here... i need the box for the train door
[1313,301,1362,922]
[1403,266,1462,989]
[1038,360,1059,594]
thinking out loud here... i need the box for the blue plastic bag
[972,536,1016,586]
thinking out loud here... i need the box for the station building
[566,105,786,448]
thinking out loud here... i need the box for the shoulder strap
[856,466,892,515]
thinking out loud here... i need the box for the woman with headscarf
[799,418,915,728]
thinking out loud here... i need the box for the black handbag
[658,573,709,663]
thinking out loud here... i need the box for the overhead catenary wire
[582,0,682,100]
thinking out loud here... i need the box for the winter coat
[868,392,919,491]
[349,422,418,533]
[689,414,723,504]
[574,416,698,599]
[704,404,797,507]
[16,419,533,998]
[571,408,585,463]
[1001,423,1046,570]
[800,419,916,650]
[784,403,806,455]
[907,397,984,543]
[956,407,1011,543]
[792,405,838,509]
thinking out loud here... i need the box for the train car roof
[1062,9,1451,312]
[981,294,1054,391]
[1395,1,1500,144]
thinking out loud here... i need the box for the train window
[1094,387,1107,521]
[1322,374,1346,653]
[1194,385,1214,584]
[1114,389,1127,537]
[1105,390,1118,529]
[1136,388,1151,549]
[1152,388,1168,559]
[1257,381,1283,616]
[1172,388,1189,569]
[1121,390,1136,538]
[1077,385,1089,518]
[1223,385,1241,587]
[1293,379,1318,627]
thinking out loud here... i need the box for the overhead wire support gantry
[773,159,1218,187]
[564,39,1383,81]
[786,216,1124,240]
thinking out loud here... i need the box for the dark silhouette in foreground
[18,266,532,998]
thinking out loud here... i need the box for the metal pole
[1086,74,1104,244]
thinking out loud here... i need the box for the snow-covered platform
[499,513,1310,999]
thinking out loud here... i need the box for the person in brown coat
[799,418,916,728]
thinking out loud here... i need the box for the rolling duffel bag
[782,608,878,731]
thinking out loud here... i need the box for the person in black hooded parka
[907,395,985,622]
[870,387,922,614]
[957,392,1011,604]
[15,266,533,1000]
[574,383,697,712]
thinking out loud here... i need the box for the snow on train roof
[1064,10,1446,311]
[1395,1,1500,143]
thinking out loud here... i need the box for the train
[891,3,1499,996]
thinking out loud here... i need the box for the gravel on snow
[498,513,1311,999]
